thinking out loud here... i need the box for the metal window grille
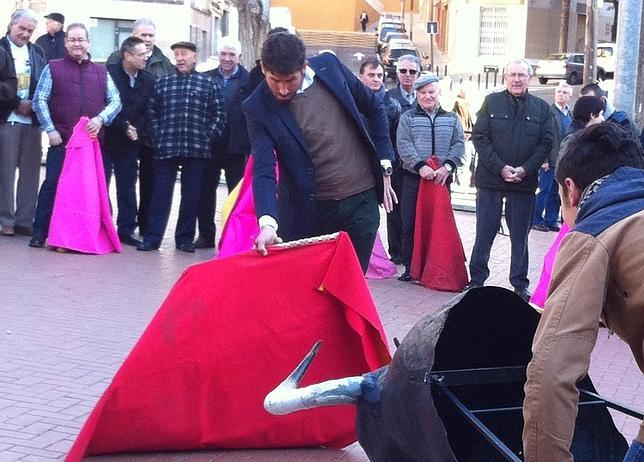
[479,7,508,57]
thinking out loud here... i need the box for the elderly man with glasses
[388,54,420,114]
[465,58,554,301]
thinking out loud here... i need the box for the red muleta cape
[66,232,391,460]
[410,157,468,292]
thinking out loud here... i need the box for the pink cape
[217,157,397,278]
[530,223,571,308]
[65,233,391,460]
[47,117,122,254]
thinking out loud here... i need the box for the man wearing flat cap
[35,13,65,61]
[396,73,465,281]
[138,41,225,253]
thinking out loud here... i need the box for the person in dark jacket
[106,18,174,235]
[532,82,572,232]
[105,36,155,246]
[580,82,640,138]
[359,56,402,264]
[0,46,17,109]
[466,58,554,301]
[137,41,225,253]
[194,36,250,249]
[388,54,420,114]
[243,32,397,273]
[0,9,47,237]
[34,12,65,61]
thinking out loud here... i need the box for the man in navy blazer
[242,32,396,273]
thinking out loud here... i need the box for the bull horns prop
[264,341,365,415]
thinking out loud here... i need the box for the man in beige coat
[522,122,644,461]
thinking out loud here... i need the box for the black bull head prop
[265,287,631,461]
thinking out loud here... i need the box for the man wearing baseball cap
[35,12,65,61]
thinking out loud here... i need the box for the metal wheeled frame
[430,366,644,461]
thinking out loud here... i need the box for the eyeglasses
[66,38,87,44]
[398,69,418,75]
[507,72,529,80]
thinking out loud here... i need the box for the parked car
[596,42,615,79]
[377,24,405,52]
[535,52,605,85]
[382,44,421,80]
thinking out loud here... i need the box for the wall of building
[272,0,360,31]
[525,0,561,59]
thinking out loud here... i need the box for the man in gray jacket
[466,59,554,301]
[396,73,465,281]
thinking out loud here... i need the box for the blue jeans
[533,168,560,227]
[624,440,644,462]
[469,187,535,290]
[104,145,139,236]
[32,144,66,240]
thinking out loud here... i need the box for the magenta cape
[47,117,122,254]
[218,157,397,278]
[530,223,571,308]
[66,232,391,460]
[410,157,468,292]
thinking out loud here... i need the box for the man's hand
[47,130,62,146]
[255,225,279,256]
[501,165,517,182]
[16,100,32,117]
[512,166,527,182]
[125,121,138,141]
[382,175,398,212]
[86,116,103,138]
[541,162,550,172]
[433,166,450,186]
[419,165,435,181]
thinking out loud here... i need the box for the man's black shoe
[119,233,142,246]
[137,241,160,251]
[547,224,561,232]
[14,225,33,236]
[176,242,196,253]
[531,223,549,232]
[462,281,483,292]
[397,268,412,282]
[514,287,532,302]
[193,237,215,249]
[28,237,45,248]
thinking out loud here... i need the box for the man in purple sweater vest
[30,23,121,248]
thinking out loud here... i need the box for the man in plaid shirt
[138,41,225,253]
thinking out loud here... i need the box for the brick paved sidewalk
[0,184,641,461]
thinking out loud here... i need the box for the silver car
[535,53,605,85]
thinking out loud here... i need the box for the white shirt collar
[298,66,316,93]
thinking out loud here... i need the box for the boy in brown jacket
[523,122,644,461]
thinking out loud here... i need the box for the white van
[597,42,615,79]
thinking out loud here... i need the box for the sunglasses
[398,69,418,75]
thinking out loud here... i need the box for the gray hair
[133,18,157,31]
[65,23,89,39]
[396,54,420,71]
[556,81,573,96]
[504,58,533,77]
[217,36,242,55]
[8,9,38,29]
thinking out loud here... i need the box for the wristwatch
[382,165,393,176]
[444,163,454,173]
